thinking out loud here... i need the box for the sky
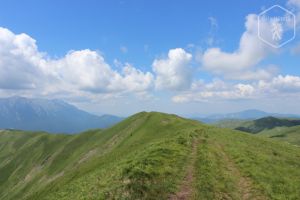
[0,0,300,116]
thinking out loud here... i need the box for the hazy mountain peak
[0,96,123,133]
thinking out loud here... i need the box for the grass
[258,125,300,146]
[235,117,300,134]
[209,129,300,199]
[213,119,249,129]
[0,112,300,199]
[194,128,240,199]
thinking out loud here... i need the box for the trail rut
[169,139,198,200]
[216,143,266,200]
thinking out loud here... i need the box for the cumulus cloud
[152,48,193,91]
[0,27,153,98]
[47,50,153,94]
[172,80,256,103]
[0,27,45,89]
[201,14,276,80]
[1,22,299,106]
[118,63,154,92]
[259,75,300,93]
[173,74,300,103]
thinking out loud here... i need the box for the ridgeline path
[169,139,198,200]
[169,139,267,200]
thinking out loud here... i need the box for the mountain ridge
[0,112,299,199]
[0,96,123,133]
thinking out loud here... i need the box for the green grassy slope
[235,117,300,134]
[223,116,300,146]
[258,125,300,146]
[0,112,300,200]
[213,119,249,129]
[195,128,300,200]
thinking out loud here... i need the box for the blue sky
[0,0,300,116]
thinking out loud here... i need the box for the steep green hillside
[0,112,300,200]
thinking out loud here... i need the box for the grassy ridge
[209,129,300,199]
[195,128,240,199]
[0,112,300,199]
[0,112,200,199]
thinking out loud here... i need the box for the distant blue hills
[193,109,300,123]
[0,96,123,133]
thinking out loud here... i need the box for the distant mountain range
[193,109,300,123]
[0,96,123,133]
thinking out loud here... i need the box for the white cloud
[173,74,300,103]
[50,50,116,93]
[0,27,153,99]
[1,24,299,108]
[224,67,278,81]
[201,14,276,80]
[0,27,45,90]
[152,48,193,91]
[259,75,300,93]
[48,52,154,95]
[172,80,256,103]
[118,63,154,92]
[48,50,153,94]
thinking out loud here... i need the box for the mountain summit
[0,96,123,133]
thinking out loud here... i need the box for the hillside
[258,125,300,146]
[213,117,300,146]
[213,119,249,129]
[0,96,123,133]
[0,112,300,200]
[235,116,300,134]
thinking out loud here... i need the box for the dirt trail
[169,139,198,200]
[216,143,266,200]
[169,138,266,200]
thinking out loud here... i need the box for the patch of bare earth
[169,139,198,200]
[78,149,98,164]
